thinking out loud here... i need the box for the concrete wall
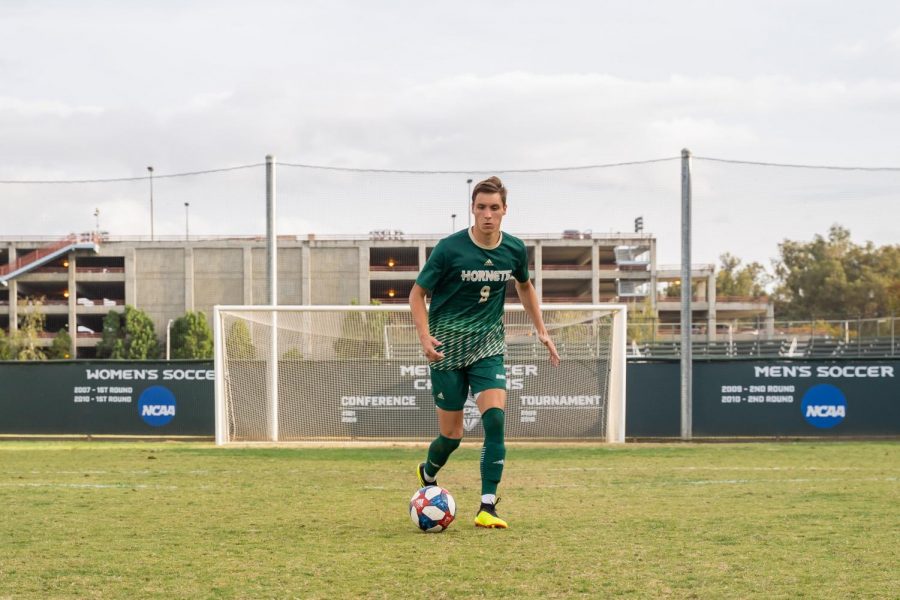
[194,248,244,315]
[309,247,360,304]
[135,248,185,334]
[251,247,303,305]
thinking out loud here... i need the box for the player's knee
[441,423,464,439]
[436,433,462,452]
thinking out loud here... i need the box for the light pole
[93,208,100,231]
[451,213,456,232]
[165,318,174,360]
[466,178,473,228]
[184,202,190,240]
[147,166,155,240]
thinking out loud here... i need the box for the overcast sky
[1,0,898,267]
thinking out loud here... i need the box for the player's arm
[515,279,560,366]
[409,283,444,362]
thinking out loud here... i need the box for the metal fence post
[266,155,279,442]
[680,149,692,440]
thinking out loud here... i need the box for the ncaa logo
[801,384,847,429]
[138,386,177,427]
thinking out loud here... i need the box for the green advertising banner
[625,361,681,437]
[693,360,899,436]
[626,358,900,437]
[1,358,896,438]
[0,361,214,436]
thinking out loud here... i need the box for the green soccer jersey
[416,228,529,370]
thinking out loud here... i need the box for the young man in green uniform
[409,176,560,528]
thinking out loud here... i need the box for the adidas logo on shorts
[437,392,444,399]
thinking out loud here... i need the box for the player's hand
[420,335,445,362]
[539,332,560,367]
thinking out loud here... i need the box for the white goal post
[214,304,626,445]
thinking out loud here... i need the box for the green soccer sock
[480,407,506,496]
[424,434,461,479]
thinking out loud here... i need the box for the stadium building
[0,231,770,358]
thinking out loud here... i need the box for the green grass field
[1,441,898,599]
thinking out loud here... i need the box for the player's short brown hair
[472,176,507,206]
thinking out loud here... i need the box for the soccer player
[410,176,560,529]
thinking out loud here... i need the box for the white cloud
[1,1,899,266]
[183,91,235,113]
[834,41,868,58]
[0,97,104,117]
[887,27,900,48]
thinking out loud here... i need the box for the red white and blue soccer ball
[409,486,456,533]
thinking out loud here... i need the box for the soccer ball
[409,486,456,533]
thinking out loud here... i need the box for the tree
[96,305,160,359]
[664,280,700,299]
[225,320,256,360]
[774,225,900,319]
[334,299,390,359]
[716,253,769,298]
[96,310,124,358]
[14,297,47,361]
[281,347,304,361]
[48,329,73,359]
[0,328,12,360]
[170,311,214,359]
[627,298,656,344]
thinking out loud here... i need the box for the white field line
[537,477,899,488]
[1,469,221,476]
[4,466,896,478]
[547,466,893,472]
[30,469,112,474]
[674,466,888,471]
[0,482,179,490]
[686,476,899,485]
[2,467,888,477]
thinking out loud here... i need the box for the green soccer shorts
[429,354,507,411]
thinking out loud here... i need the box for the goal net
[213,304,626,444]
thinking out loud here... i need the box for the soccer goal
[213,304,626,444]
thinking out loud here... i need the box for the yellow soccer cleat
[416,462,437,489]
[474,501,508,529]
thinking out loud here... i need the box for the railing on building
[0,235,78,277]
[628,316,898,359]
[30,266,125,274]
